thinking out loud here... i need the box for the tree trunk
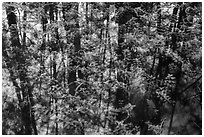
[63,3,81,96]
[168,3,185,134]
[6,4,37,135]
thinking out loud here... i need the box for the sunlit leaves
[2,2,202,135]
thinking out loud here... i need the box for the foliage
[2,2,202,135]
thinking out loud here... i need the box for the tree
[3,3,38,134]
[2,2,202,135]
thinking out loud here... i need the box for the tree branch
[180,75,202,94]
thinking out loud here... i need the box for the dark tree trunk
[63,3,82,96]
[151,4,164,124]
[168,3,185,134]
[115,6,128,120]
[6,4,37,135]
[48,3,59,134]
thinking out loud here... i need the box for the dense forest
[2,2,202,135]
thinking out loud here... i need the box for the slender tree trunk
[150,3,163,127]
[115,6,127,121]
[39,3,48,98]
[155,3,163,80]
[104,4,110,129]
[106,22,112,131]
[168,3,185,134]
[49,3,59,134]
[85,2,89,36]
[28,85,38,135]
[150,48,157,76]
